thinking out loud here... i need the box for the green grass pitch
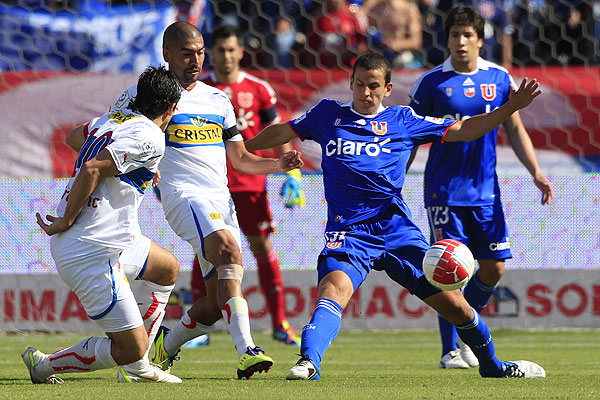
[1,329,599,399]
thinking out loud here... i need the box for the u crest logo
[480,84,497,101]
[370,121,388,135]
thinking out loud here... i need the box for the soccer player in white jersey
[246,53,546,380]
[407,6,554,369]
[111,22,303,379]
[23,66,183,384]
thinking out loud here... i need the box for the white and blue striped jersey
[56,109,165,249]
[112,80,242,197]
[409,57,516,206]
[289,99,456,231]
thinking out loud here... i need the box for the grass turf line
[1,330,599,399]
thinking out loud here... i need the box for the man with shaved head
[110,21,303,380]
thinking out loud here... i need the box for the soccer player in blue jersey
[407,6,554,370]
[245,52,546,380]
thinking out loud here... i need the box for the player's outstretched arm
[36,149,120,235]
[245,122,297,151]
[444,78,541,143]
[226,140,303,175]
[503,110,554,205]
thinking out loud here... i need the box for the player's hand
[508,78,541,111]
[533,174,554,205]
[36,213,72,236]
[280,168,306,208]
[278,150,304,172]
[152,169,161,187]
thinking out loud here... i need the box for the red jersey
[200,71,279,192]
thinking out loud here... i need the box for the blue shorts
[317,206,441,301]
[426,204,512,260]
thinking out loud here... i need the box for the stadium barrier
[2,269,599,333]
[1,174,599,332]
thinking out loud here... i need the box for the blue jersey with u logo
[289,99,456,231]
[409,57,516,206]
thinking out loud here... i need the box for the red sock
[191,255,207,303]
[256,248,285,330]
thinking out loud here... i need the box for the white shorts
[119,235,152,281]
[161,190,242,279]
[50,234,150,333]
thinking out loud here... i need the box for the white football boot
[117,363,182,383]
[439,349,470,369]
[501,360,546,378]
[457,338,479,367]
[22,347,64,384]
[286,355,320,380]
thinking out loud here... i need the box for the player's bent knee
[146,243,180,285]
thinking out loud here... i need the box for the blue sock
[463,272,496,312]
[300,298,343,373]
[455,308,503,377]
[438,314,458,356]
[438,273,497,357]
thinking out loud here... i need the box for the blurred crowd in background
[210,0,599,68]
[0,0,598,70]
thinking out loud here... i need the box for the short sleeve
[288,100,328,141]
[220,93,238,131]
[402,107,457,145]
[110,86,136,112]
[258,80,279,125]
[106,122,164,175]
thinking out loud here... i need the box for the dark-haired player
[408,6,553,369]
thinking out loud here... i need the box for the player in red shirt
[190,24,303,346]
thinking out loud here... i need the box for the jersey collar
[442,56,490,74]
[343,101,387,118]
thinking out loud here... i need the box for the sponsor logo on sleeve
[137,140,156,157]
[108,110,138,124]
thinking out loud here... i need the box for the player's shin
[438,314,459,355]
[48,336,117,374]
[455,308,503,375]
[134,281,174,357]
[256,248,286,329]
[164,311,215,356]
[300,298,343,372]
[222,296,256,357]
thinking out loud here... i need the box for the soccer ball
[422,239,475,291]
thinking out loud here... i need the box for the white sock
[164,312,214,357]
[133,281,174,358]
[222,297,255,358]
[47,336,116,375]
